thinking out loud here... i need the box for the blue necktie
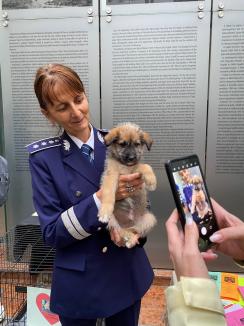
[81,144,93,164]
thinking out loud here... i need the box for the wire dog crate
[0,221,55,325]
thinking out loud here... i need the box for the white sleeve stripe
[68,207,90,238]
[61,211,84,240]
[61,209,90,240]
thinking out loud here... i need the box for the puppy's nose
[126,155,135,162]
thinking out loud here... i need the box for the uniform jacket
[166,277,226,326]
[27,127,154,319]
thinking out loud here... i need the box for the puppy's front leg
[98,169,119,223]
[137,164,157,191]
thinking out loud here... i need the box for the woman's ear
[41,108,55,125]
[41,108,49,119]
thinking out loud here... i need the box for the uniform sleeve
[29,154,107,249]
[165,277,226,326]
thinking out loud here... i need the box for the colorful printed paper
[209,271,221,292]
[237,277,244,306]
[221,273,240,301]
[239,286,244,299]
[225,307,244,326]
[27,287,61,325]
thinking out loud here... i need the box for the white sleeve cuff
[93,193,101,209]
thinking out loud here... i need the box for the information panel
[0,8,99,228]
[205,5,244,272]
[101,10,211,267]
[207,10,244,216]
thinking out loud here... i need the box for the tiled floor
[139,269,172,326]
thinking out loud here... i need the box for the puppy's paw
[124,233,140,249]
[98,204,114,223]
[144,174,157,191]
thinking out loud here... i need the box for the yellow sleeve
[165,277,226,326]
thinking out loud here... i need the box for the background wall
[0,0,244,271]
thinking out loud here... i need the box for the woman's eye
[75,96,83,104]
[57,106,66,112]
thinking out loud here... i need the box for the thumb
[184,217,199,251]
[210,225,244,243]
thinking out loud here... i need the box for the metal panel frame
[101,0,211,16]
[213,0,244,11]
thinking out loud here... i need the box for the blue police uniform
[27,126,154,322]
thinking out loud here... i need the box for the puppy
[98,122,157,248]
[190,175,210,219]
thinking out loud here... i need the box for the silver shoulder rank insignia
[63,139,70,151]
[26,136,61,154]
[97,131,105,144]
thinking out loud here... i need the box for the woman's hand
[109,228,125,247]
[165,210,209,280]
[115,173,143,200]
[207,199,244,261]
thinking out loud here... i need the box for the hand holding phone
[165,154,219,251]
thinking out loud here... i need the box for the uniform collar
[60,128,106,187]
[67,124,94,150]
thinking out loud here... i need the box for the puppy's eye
[134,142,141,147]
[119,142,127,147]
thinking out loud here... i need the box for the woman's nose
[70,104,81,117]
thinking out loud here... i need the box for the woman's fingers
[201,249,218,261]
[165,209,182,253]
[183,218,209,278]
[210,225,244,243]
[211,198,241,227]
[184,217,199,252]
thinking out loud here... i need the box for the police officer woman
[27,64,154,326]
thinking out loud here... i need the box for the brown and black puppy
[98,122,157,248]
[190,175,210,219]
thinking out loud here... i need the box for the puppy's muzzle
[194,183,202,191]
[121,154,138,166]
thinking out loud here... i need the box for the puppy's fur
[190,175,209,218]
[98,122,157,248]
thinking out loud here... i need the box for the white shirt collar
[67,125,94,150]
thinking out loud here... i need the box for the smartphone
[165,154,219,251]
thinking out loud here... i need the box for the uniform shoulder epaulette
[97,128,109,135]
[97,128,109,145]
[26,136,61,154]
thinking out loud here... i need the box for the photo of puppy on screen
[98,122,157,248]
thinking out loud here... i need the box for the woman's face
[180,169,191,184]
[42,90,90,141]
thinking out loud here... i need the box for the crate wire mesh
[0,223,55,325]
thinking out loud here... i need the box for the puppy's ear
[104,128,119,146]
[141,132,153,151]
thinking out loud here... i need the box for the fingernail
[209,233,223,243]
[186,216,193,225]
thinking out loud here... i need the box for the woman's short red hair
[34,64,85,110]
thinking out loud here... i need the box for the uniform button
[97,227,102,231]
[102,246,108,253]
[75,190,82,198]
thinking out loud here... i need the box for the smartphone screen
[165,154,219,251]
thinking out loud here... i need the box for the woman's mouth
[72,118,83,124]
